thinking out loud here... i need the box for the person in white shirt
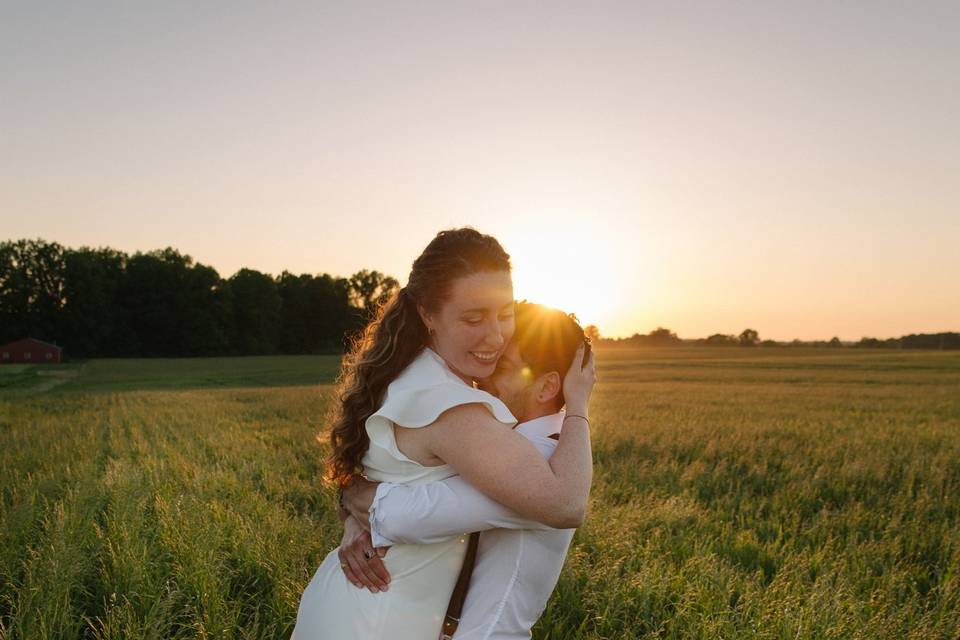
[340,301,591,639]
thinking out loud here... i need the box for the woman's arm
[343,433,560,545]
[396,346,595,529]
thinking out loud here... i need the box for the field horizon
[2,345,957,395]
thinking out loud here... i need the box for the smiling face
[482,340,535,419]
[420,269,515,383]
[480,301,585,421]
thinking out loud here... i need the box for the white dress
[292,348,516,639]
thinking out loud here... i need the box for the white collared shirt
[368,412,574,640]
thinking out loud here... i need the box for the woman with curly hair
[292,228,595,639]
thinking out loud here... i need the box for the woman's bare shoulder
[432,402,512,430]
[396,402,508,439]
[395,401,513,458]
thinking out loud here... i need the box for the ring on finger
[364,549,376,560]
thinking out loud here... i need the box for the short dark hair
[513,301,588,408]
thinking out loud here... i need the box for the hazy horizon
[4,2,958,341]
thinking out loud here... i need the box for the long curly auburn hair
[324,227,511,487]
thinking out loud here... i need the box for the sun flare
[502,229,619,331]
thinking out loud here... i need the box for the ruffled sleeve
[363,349,516,472]
[366,381,517,462]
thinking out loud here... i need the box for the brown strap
[440,532,480,639]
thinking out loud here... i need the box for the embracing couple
[292,228,597,639]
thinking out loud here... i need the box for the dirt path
[25,369,79,394]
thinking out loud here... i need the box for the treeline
[599,327,960,350]
[5,238,956,357]
[0,239,399,358]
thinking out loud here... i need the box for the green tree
[648,327,681,346]
[705,333,738,346]
[60,247,126,357]
[181,262,230,356]
[120,249,181,355]
[584,325,601,344]
[348,269,399,318]
[276,271,311,354]
[225,269,281,355]
[305,274,355,351]
[119,248,222,356]
[277,272,354,353]
[0,239,67,345]
[739,328,760,347]
[1,238,402,356]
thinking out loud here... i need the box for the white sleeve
[365,381,516,468]
[369,436,562,547]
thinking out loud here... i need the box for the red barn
[0,338,63,364]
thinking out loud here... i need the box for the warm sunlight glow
[503,228,620,331]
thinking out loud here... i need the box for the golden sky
[3,2,958,340]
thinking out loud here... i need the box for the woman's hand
[562,344,596,416]
[338,515,391,593]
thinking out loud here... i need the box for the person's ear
[417,304,434,334]
[536,371,561,404]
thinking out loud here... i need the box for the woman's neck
[426,346,476,387]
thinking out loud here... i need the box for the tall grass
[1,388,338,639]
[1,348,959,638]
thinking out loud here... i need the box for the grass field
[1,348,959,639]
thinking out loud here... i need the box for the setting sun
[503,229,620,331]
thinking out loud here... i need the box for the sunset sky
[3,2,958,340]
